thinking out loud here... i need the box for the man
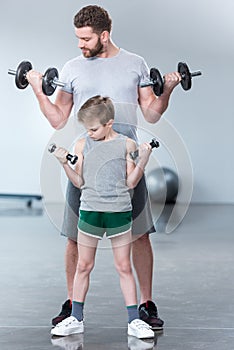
[26,5,181,330]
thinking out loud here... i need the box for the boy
[51,95,154,339]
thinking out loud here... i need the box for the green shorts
[78,210,132,239]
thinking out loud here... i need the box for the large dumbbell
[48,144,78,165]
[129,138,160,160]
[140,62,202,96]
[8,60,65,96]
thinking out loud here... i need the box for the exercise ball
[147,167,179,203]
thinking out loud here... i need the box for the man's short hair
[74,5,112,34]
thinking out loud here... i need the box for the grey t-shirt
[80,134,132,212]
[60,48,150,140]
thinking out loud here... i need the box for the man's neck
[97,41,120,58]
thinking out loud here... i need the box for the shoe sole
[51,327,84,336]
[140,320,164,331]
[151,325,164,331]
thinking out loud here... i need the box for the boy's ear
[106,119,114,127]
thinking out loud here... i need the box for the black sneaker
[52,299,72,326]
[139,300,164,331]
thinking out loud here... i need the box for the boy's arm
[53,139,85,188]
[126,138,152,189]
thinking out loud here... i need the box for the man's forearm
[36,93,68,129]
[140,72,181,124]
[142,90,171,124]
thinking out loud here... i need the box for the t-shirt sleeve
[138,57,150,85]
[59,62,73,94]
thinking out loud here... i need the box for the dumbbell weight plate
[150,68,164,96]
[178,62,191,91]
[42,67,59,96]
[15,61,33,89]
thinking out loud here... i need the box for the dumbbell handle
[8,69,18,76]
[140,70,202,87]
[8,69,65,88]
[48,144,78,165]
[130,138,160,160]
[46,76,65,88]
[140,81,155,87]
[181,70,202,78]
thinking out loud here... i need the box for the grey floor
[0,201,234,349]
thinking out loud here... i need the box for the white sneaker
[128,319,154,339]
[51,316,84,336]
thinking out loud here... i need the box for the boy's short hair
[78,95,115,125]
[74,5,112,34]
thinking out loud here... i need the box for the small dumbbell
[129,138,160,160]
[8,60,65,96]
[140,62,202,96]
[48,144,78,165]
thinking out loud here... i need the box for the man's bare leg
[51,238,78,326]
[132,233,164,330]
[65,238,78,300]
[132,233,153,304]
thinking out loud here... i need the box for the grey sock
[127,305,139,323]
[71,301,84,321]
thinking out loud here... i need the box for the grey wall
[0,0,233,203]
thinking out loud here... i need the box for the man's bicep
[138,85,156,109]
[55,90,74,120]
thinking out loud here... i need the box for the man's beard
[82,38,104,58]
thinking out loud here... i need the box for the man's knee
[66,238,78,262]
[132,233,150,247]
[67,237,77,250]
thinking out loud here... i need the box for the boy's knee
[115,261,132,275]
[77,260,94,274]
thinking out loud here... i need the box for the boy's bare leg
[111,232,137,305]
[73,232,98,301]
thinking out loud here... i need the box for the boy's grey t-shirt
[80,134,132,213]
[60,48,150,141]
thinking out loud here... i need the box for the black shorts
[61,175,156,241]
